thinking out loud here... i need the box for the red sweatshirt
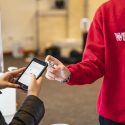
[67,0,125,123]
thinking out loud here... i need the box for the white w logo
[114,32,125,41]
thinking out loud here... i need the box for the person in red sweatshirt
[45,0,125,124]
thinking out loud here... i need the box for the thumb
[31,74,36,81]
[45,55,52,62]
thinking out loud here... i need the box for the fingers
[30,74,42,84]
[28,74,36,91]
[45,55,61,66]
[37,76,43,84]
[46,70,56,78]
[45,73,55,80]
[46,66,59,79]
[45,56,63,81]
[45,55,55,62]
[47,66,56,73]
[0,79,20,89]
[31,74,36,81]
[12,67,26,75]
[6,82,20,88]
[28,74,42,97]
[6,67,25,78]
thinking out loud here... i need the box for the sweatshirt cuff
[65,66,76,85]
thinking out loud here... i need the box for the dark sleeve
[0,112,7,125]
[9,95,45,125]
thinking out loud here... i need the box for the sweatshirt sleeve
[67,7,105,85]
[9,95,45,125]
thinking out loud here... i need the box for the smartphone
[16,58,48,91]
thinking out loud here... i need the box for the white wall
[68,0,84,38]
[0,0,45,52]
[88,0,107,20]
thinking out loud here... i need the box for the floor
[4,55,102,125]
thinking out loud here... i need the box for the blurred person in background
[45,0,125,124]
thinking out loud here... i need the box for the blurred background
[0,0,106,125]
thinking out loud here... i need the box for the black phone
[16,58,48,91]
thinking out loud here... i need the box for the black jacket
[0,95,45,125]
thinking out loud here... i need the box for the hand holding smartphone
[16,58,48,91]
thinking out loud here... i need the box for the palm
[54,66,70,82]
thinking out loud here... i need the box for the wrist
[62,74,71,83]
[28,92,39,97]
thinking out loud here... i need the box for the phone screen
[18,61,45,86]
